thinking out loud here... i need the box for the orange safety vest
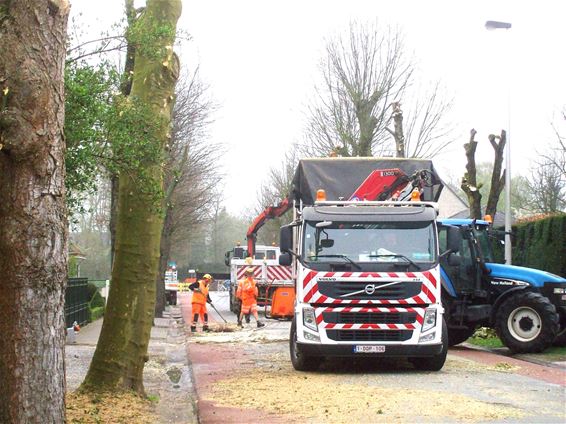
[191,280,209,305]
[236,277,258,305]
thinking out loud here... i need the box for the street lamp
[485,20,513,265]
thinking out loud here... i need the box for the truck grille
[317,280,422,300]
[326,330,412,342]
[323,311,417,324]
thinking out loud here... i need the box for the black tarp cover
[291,157,443,205]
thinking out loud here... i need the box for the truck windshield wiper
[307,254,362,270]
[368,254,420,270]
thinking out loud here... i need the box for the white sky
[71,0,566,215]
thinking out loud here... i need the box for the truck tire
[290,319,320,371]
[229,290,241,315]
[495,291,559,353]
[448,325,476,347]
[410,318,448,371]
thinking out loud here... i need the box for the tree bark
[461,129,483,219]
[485,130,506,218]
[0,1,70,422]
[110,0,136,269]
[155,206,174,317]
[82,0,181,393]
[391,101,405,158]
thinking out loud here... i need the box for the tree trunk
[392,102,405,158]
[155,207,174,317]
[0,1,70,422]
[485,130,506,218]
[81,0,181,393]
[461,129,483,219]
[110,0,136,269]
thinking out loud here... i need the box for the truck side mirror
[280,225,293,253]
[224,251,230,266]
[279,253,292,266]
[446,226,461,253]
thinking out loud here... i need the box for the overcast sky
[71,0,566,215]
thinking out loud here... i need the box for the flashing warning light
[483,214,493,224]
[410,188,421,201]
[316,189,327,202]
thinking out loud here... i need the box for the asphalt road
[182,291,566,423]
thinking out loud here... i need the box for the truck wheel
[290,320,319,371]
[448,326,476,347]
[410,318,448,371]
[495,291,559,353]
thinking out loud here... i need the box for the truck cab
[438,218,566,352]
[283,201,459,371]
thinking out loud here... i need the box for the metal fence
[65,277,90,328]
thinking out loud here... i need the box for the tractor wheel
[495,291,559,353]
[290,319,320,371]
[410,318,448,371]
[448,325,476,346]
[553,325,566,347]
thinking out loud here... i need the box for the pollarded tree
[0,1,70,422]
[81,0,182,394]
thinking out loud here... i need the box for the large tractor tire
[410,318,448,371]
[554,328,566,347]
[289,320,320,372]
[448,325,476,347]
[495,291,559,353]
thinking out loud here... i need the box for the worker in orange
[237,267,265,328]
[189,274,214,332]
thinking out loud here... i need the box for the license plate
[354,345,385,353]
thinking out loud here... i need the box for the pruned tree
[461,129,507,219]
[485,131,506,218]
[302,21,454,159]
[461,129,483,219]
[0,0,70,422]
[81,0,182,393]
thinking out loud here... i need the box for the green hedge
[88,306,105,322]
[494,214,566,277]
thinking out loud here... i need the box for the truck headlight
[303,307,318,332]
[422,308,437,332]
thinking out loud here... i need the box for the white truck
[252,158,460,371]
[225,245,293,315]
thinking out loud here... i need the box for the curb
[459,342,566,369]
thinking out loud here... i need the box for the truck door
[439,227,477,294]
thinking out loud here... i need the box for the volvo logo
[364,284,376,295]
[341,280,403,298]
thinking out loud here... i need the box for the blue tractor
[438,218,566,353]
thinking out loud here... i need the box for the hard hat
[245,267,254,274]
[203,274,212,280]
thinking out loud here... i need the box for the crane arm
[246,197,291,257]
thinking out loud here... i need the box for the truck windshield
[303,221,436,267]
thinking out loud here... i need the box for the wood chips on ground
[208,353,525,423]
[66,391,157,424]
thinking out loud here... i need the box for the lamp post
[485,20,513,265]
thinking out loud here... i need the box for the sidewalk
[65,307,198,423]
